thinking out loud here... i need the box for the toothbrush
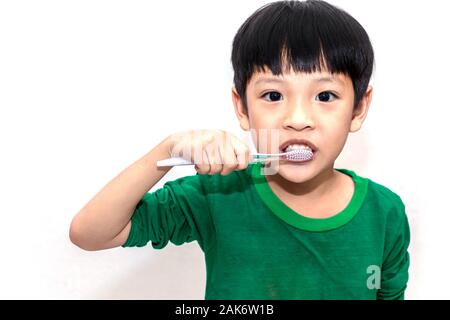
[156,149,313,167]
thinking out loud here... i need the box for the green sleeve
[122,174,215,251]
[378,201,411,300]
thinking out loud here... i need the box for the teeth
[285,144,312,152]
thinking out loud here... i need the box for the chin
[267,160,317,183]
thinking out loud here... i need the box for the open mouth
[279,140,317,163]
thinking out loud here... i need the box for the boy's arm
[378,206,411,300]
[69,137,173,251]
[70,130,249,251]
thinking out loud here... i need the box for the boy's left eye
[316,91,338,102]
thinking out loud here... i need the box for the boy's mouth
[279,139,317,154]
[278,139,317,163]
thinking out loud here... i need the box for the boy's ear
[232,86,250,131]
[350,85,373,132]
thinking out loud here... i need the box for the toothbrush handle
[156,157,194,167]
[156,154,280,167]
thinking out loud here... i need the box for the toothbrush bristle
[284,149,314,162]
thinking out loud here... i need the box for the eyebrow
[254,76,344,86]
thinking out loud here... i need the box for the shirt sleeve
[378,201,411,300]
[121,174,215,252]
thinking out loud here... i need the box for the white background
[0,0,448,299]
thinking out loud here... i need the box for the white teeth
[285,144,312,152]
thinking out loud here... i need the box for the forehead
[250,68,351,88]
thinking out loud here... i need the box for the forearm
[69,136,173,250]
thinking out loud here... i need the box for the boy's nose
[282,102,315,131]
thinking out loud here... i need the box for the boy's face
[232,66,372,184]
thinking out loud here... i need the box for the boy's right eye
[261,91,283,102]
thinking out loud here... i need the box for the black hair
[231,0,374,111]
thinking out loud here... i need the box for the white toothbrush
[156,149,313,167]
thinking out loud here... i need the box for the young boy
[70,0,410,299]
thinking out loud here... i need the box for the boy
[70,0,410,299]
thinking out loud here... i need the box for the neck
[265,166,339,200]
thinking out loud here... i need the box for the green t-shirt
[123,162,410,300]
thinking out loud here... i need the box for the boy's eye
[261,91,338,103]
[316,91,338,102]
[261,91,283,102]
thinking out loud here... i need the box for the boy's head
[231,0,374,113]
[230,0,374,182]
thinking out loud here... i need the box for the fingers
[191,130,250,176]
[219,137,238,175]
[206,138,223,174]
[194,150,210,175]
[234,140,250,171]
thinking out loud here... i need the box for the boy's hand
[167,130,250,175]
